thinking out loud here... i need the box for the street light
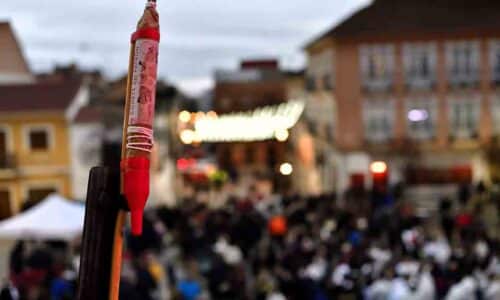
[370,161,388,192]
[370,161,387,174]
[178,110,191,123]
[279,163,293,176]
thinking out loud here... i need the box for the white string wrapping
[127,126,154,152]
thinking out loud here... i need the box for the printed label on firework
[129,39,159,127]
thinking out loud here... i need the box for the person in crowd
[0,280,19,300]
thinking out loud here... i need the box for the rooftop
[0,78,83,113]
[0,22,33,83]
[73,106,102,124]
[305,0,500,49]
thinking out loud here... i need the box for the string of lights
[179,100,305,144]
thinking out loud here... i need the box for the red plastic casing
[121,157,150,236]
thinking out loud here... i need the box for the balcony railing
[448,71,480,87]
[305,76,317,92]
[405,76,436,90]
[361,76,394,92]
[492,72,500,86]
[449,130,479,142]
[364,135,392,144]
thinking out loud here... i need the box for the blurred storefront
[176,99,306,194]
[175,59,339,196]
[213,59,288,179]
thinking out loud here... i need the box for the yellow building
[0,79,87,219]
[0,22,88,219]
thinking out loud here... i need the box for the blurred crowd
[120,182,499,300]
[1,240,78,300]
[1,182,499,300]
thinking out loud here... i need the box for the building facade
[0,79,88,217]
[0,22,89,218]
[69,107,103,201]
[305,0,500,194]
[209,60,334,195]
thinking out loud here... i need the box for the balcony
[492,72,500,86]
[448,130,480,150]
[405,76,436,91]
[364,135,392,145]
[305,76,317,92]
[449,130,478,141]
[405,165,472,185]
[448,72,480,88]
[0,154,17,179]
[361,77,393,92]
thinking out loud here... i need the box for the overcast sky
[1,0,370,95]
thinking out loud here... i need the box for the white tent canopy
[0,194,85,240]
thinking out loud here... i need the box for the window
[446,41,480,86]
[490,40,500,84]
[29,130,48,150]
[449,95,480,139]
[323,74,333,90]
[304,94,336,142]
[239,96,253,110]
[307,49,335,91]
[360,44,395,91]
[363,98,395,143]
[406,97,437,140]
[403,43,437,89]
[0,188,12,220]
[305,75,316,91]
[25,125,53,152]
[27,187,57,204]
[0,131,6,158]
[0,126,13,168]
[327,123,335,143]
[491,95,500,135]
[218,98,232,111]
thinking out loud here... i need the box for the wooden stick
[76,167,123,300]
[109,2,160,298]
[108,37,136,300]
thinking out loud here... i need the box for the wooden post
[76,167,126,300]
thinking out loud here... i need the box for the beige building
[305,0,500,193]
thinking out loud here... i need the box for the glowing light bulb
[180,129,195,144]
[370,161,387,174]
[275,129,289,142]
[279,163,293,176]
[207,111,218,119]
[179,110,191,123]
